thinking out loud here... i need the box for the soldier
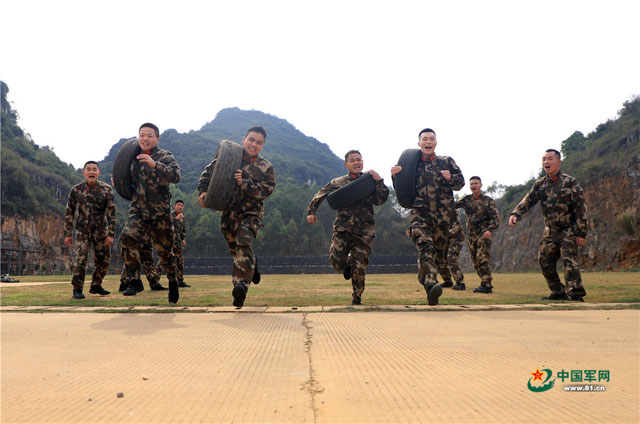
[119,123,181,304]
[119,236,166,292]
[156,200,190,288]
[197,126,276,308]
[306,150,389,305]
[439,214,466,290]
[391,128,465,305]
[509,149,587,301]
[64,161,115,299]
[455,176,500,293]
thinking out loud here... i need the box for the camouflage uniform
[438,215,465,285]
[511,171,587,297]
[64,181,115,290]
[198,154,276,290]
[120,233,161,289]
[307,173,389,302]
[156,211,186,284]
[400,155,465,289]
[455,193,500,287]
[119,146,181,297]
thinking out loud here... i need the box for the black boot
[89,285,110,295]
[541,293,569,301]
[72,289,85,299]
[425,283,442,306]
[168,280,179,304]
[441,281,453,288]
[118,280,127,292]
[452,282,466,291]
[123,282,137,296]
[135,279,144,292]
[351,295,362,306]
[232,284,247,308]
[473,285,493,294]
[178,281,191,288]
[252,258,261,284]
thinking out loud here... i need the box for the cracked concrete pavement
[1,309,638,423]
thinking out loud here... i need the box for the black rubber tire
[326,173,377,210]
[393,149,422,208]
[112,138,141,201]
[203,140,244,211]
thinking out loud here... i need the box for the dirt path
[1,310,638,423]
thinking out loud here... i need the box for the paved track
[1,309,638,423]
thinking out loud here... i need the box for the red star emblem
[531,368,544,382]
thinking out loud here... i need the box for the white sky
[2,0,639,195]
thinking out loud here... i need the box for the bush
[617,207,640,236]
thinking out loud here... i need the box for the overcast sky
[2,0,639,195]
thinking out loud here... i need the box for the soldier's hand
[577,237,586,247]
[307,214,318,225]
[440,170,451,181]
[64,236,73,247]
[508,215,518,227]
[176,213,184,219]
[235,169,243,186]
[391,165,403,176]
[182,240,187,247]
[198,192,206,208]
[104,236,114,246]
[367,170,382,181]
[136,154,156,168]
[483,231,492,240]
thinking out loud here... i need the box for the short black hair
[419,128,436,138]
[545,149,561,160]
[139,123,160,138]
[175,200,184,205]
[470,176,482,183]
[344,150,362,161]
[83,161,99,169]
[245,126,267,141]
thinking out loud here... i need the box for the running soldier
[306,150,389,305]
[64,161,115,299]
[119,123,181,304]
[439,214,466,290]
[455,176,500,293]
[198,126,276,308]
[509,149,587,301]
[391,128,465,305]
[156,200,190,288]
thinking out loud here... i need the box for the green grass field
[1,272,638,308]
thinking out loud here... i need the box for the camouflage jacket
[307,173,389,236]
[198,154,276,219]
[455,193,500,239]
[511,171,587,238]
[172,211,186,244]
[129,146,180,220]
[407,155,465,224]
[64,181,116,238]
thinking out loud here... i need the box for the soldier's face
[82,164,100,184]
[418,132,437,157]
[242,132,265,157]
[542,152,561,177]
[469,178,482,195]
[174,202,184,213]
[138,127,159,151]
[344,153,363,174]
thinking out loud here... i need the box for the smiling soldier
[198,126,276,308]
[64,161,115,299]
[509,149,587,301]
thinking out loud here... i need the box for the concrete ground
[1,309,638,423]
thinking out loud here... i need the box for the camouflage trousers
[469,235,493,286]
[439,236,464,284]
[538,235,586,297]
[119,237,160,287]
[71,231,111,290]
[119,214,177,285]
[221,210,261,288]
[411,216,450,288]
[157,243,184,284]
[329,231,373,300]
